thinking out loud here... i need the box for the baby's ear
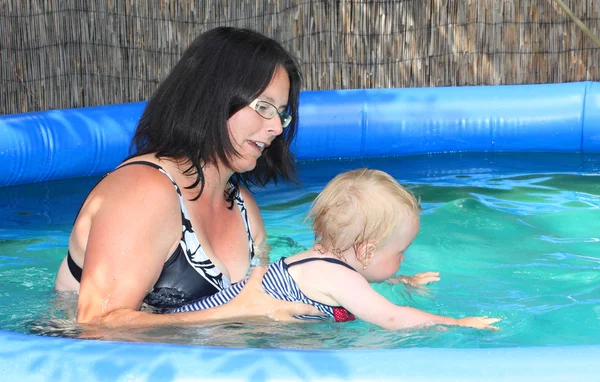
[356,241,376,266]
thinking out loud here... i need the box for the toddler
[172,169,500,330]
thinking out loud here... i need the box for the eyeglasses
[249,99,292,128]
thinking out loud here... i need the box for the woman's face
[227,66,290,173]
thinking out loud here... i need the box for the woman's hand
[457,316,501,331]
[387,272,440,287]
[225,266,326,322]
[76,266,324,333]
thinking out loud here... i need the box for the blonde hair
[307,168,420,257]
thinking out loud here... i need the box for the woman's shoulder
[71,156,183,261]
[93,157,182,206]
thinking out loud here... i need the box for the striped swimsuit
[171,257,356,322]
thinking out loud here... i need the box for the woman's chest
[186,202,252,283]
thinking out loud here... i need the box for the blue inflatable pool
[1,82,599,380]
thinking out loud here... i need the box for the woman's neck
[170,158,235,203]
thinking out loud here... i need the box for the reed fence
[1,0,598,114]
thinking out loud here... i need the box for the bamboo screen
[1,0,598,114]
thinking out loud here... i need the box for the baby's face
[361,214,420,283]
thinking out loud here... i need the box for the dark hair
[130,27,302,202]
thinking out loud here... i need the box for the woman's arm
[324,268,500,330]
[76,166,183,324]
[83,267,323,329]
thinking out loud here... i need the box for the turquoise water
[0,153,599,349]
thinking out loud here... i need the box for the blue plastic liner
[1,82,599,381]
[1,82,599,187]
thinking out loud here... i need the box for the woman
[54,27,321,327]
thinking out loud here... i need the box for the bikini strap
[117,160,163,171]
[67,251,82,282]
[231,190,256,261]
[286,257,357,272]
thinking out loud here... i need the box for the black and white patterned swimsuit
[66,161,258,310]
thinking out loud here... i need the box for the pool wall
[2,81,599,187]
[1,81,599,381]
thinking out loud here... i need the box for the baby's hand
[387,272,440,287]
[457,316,501,331]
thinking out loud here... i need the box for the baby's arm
[387,272,440,287]
[325,268,499,330]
